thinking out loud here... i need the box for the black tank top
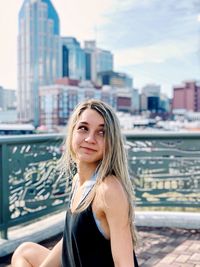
[61,204,139,267]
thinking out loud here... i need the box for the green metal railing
[0,134,68,239]
[0,132,200,239]
[126,132,200,208]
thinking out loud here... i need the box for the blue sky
[0,0,199,97]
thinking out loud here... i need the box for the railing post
[0,143,9,239]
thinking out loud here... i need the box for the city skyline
[0,0,199,97]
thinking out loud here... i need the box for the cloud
[53,0,116,41]
[97,0,200,50]
[114,37,198,66]
[0,0,199,93]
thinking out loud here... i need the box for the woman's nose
[84,133,96,143]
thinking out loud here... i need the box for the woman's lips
[81,146,96,152]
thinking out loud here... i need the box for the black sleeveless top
[61,204,139,267]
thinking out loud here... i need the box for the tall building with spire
[84,41,113,84]
[61,37,86,81]
[17,0,61,126]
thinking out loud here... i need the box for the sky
[0,0,199,97]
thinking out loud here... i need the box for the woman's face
[72,108,105,166]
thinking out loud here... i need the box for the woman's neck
[77,162,98,185]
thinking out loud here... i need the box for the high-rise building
[0,86,17,123]
[18,0,61,126]
[142,84,161,96]
[131,88,140,114]
[96,49,113,76]
[141,84,161,112]
[0,86,16,111]
[39,80,116,130]
[159,93,170,113]
[84,41,113,83]
[172,81,200,112]
[61,37,85,81]
[97,71,133,88]
[84,41,96,81]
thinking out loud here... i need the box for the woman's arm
[39,238,63,267]
[103,177,135,267]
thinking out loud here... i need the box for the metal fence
[0,134,68,239]
[0,132,200,239]
[126,132,200,208]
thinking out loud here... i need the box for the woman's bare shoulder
[98,175,128,206]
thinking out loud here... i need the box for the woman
[11,99,139,267]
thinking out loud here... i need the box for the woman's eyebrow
[78,121,104,127]
[78,121,88,125]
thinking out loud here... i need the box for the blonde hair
[60,99,137,245]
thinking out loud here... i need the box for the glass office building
[39,83,116,130]
[84,41,113,84]
[18,0,61,126]
[61,37,86,81]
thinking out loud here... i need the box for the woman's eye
[98,130,105,136]
[77,126,88,131]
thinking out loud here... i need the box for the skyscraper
[18,0,61,126]
[84,41,113,84]
[97,70,133,88]
[61,37,85,81]
[141,84,161,112]
[172,81,200,112]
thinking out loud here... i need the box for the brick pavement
[136,227,200,267]
[0,227,199,267]
[154,240,200,267]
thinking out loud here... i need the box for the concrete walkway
[0,211,66,257]
[0,211,200,266]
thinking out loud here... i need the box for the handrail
[0,132,200,239]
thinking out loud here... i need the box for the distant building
[131,88,140,114]
[0,110,18,123]
[17,1,135,128]
[18,0,61,126]
[141,84,161,112]
[97,71,133,88]
[0,86,17,123]
[0,123,34,135]
[117,95,131,112]
[142,84,161,96]
[55,77,79,87]
[114,87,138,113]
[61,37,85,80]
[172,81,200,112]
[159,93,170,113]
[84,41,113,83]
[186,111,200,121]
[0,86,16,111]
[39,79,116,130]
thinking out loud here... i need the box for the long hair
[60,99,137,245]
